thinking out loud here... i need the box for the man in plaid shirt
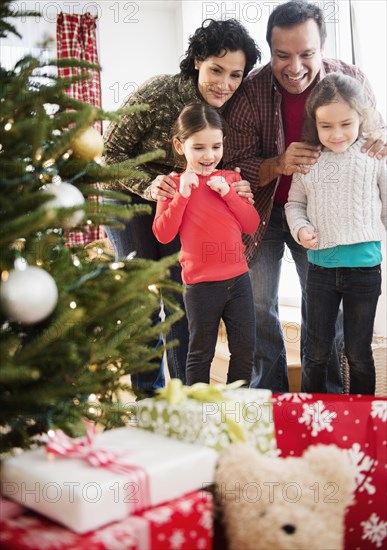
[223,0,386,393]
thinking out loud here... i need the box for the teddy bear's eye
[282,524,296,535]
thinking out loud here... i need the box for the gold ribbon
[155,379,248,443]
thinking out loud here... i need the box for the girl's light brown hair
[303,73,374,146]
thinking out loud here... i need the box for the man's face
[270,19,323,94]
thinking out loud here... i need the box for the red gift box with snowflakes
[272,393,387,550]
[0,490,212,550]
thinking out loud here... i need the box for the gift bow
[46,422,150,513]
[155,379,248,443]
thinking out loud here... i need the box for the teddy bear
[215,443,356,550]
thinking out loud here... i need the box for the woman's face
[196,49,246,108]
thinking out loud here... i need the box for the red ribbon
[46,422,150,514]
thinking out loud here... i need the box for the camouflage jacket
[103,73,200,200]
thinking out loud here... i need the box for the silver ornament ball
[44,181,85,228]
[0,265,58,324]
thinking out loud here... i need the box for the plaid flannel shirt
[222,59,377,264]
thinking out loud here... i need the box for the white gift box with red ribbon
[1,427,218,534]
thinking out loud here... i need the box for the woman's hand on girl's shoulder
[150,172,178,201]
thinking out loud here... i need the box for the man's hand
[231,167,254,203]
[180,171,199,198]
[361,130,386,160]
[278,142,321,176]
[259,142,321,187]
[150,172,178,201]
[298,226,318,249]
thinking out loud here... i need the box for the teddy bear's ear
[304,444,356,506]
[216,442,265,486]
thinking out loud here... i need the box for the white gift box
[1,427,217,534]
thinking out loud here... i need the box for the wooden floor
[121,306,302,397]
[210,306,302,392]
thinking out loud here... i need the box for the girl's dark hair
[173,103,225,160]
[180,18,261,82]
[303,73,373,145]
[266,0,327,49]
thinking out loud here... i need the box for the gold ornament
[70,126,104,161]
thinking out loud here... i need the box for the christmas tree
[0,2,182,454]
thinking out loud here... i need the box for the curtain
[56,12,104,246]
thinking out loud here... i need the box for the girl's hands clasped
[150,168,254,203]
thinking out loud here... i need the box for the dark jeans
[302,264,381,395]
[249,204,344,393]
[183,273,256,385]
[104,193,188,394]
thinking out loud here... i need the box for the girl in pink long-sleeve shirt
[153,103,260,385]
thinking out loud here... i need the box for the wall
[98,1,182,112]
[1,1,182,113]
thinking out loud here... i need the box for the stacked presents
[0,382,276,549]
[1,381,386,549]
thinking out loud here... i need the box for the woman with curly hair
[103,19,261,394]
